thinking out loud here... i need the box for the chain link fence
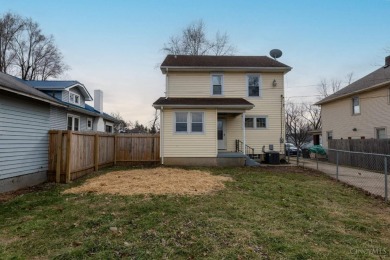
[287,149,389,201]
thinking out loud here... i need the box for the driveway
[297,158,389,199]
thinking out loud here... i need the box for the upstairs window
[211,74,223,95]
[175,112,204,133]
[69,92,80,105]
[352,97,360,114]
[247,75,260,97]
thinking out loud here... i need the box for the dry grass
[63,167,233,196]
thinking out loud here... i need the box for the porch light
[272,79,277,87]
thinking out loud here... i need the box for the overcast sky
[1,0,389,125]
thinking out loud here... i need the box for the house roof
[316,65,390,105]
[53,98,118,123]
[0,72,65,107]
[153,97,254,110]
[21,79,93,101]
[160,55,292,73]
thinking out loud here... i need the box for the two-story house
[153,55,292,166]
[316,56,390,148]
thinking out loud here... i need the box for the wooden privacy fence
[48,130,160,183]
[328,139,390,171]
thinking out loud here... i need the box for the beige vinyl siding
[322,86,390,148]
[162,108,217,157]
[167,71,285,154]
[224,114,242,152]
[245,73,284,153]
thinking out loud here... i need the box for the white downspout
[161,106,164,164]
[165,68,169,98]
[243,112,246,155]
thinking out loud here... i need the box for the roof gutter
[153,104,254,110]
[0,85,67,107]
[316,80,390,105]
[160,66,292,74]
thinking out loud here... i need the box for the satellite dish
[270,49,282,59]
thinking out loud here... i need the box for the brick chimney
[386,56,390,67]
[94,89,103,114]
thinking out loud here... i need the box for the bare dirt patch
[63,167,233,196]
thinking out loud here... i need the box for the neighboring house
[0,72,116,193]
[316,56,390,148]
[21,80,116,133]
[0,72,64,192]
[153,55,292,166]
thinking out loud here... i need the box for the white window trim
[375,127,386,139]
[352,96,360,115]
[388,88,390,104]
[67,114,80,131]
[69,91,81,105]
[174,111,205,134]
[247,74,262,98]
[87,117,93,130]
[327,131,333,140]
[105,122,113,133]
[210,73,224,96]
[244,116,268,129]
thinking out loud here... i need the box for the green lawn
[1,166,390,259]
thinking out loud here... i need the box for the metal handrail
[235,139,255,157]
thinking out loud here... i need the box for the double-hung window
[248,75,260,97]
[67,114,80,131]
[376,128,386,139]
[245,116,267,129]
[69,92,80,105]
[87,118,93,130]
[352,97,360,114]
[175,112,204,133]
[327,131,333,140]
[211,74,223,95]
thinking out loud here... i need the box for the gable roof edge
[315,80,390,105]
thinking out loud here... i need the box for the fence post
[316,153,318,170]
[56,131,62,183]
[336,150,339,181]
[114,135,117,166]
[297,150,299,166]
[385,156,388,202]
[94,133,99,171]
[287,148,290,163]
[65,131,72,183]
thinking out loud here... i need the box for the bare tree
[0,12,68,80]
[301,103,321,130]
[317,72,354,99]
[163,20,236,56]
[149,110,160,134]
[12,18,68,80]
[317,79,342,98]
[210,31,236,56]
[0,12,24,74]
[110,112,129,133]
[285,101,311,148]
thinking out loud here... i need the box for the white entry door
[218,119,227,150]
